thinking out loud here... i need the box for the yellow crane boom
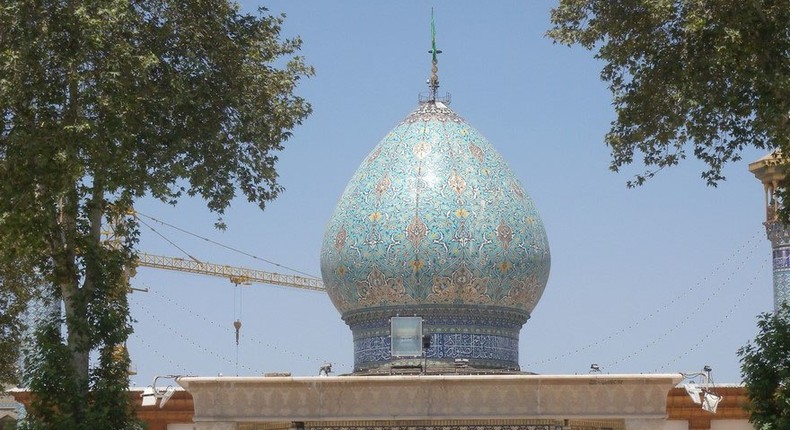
[134,252,325,292]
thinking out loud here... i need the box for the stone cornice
[178,374,682,423]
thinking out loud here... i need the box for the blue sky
[126,1,772,386]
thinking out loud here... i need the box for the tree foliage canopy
[0,0,312,427]
[739,304,790,430]
[548,0,789,188]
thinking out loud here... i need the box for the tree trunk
[51,188,90,421]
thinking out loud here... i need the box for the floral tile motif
[765,222,790,311]
[320,101,551,370]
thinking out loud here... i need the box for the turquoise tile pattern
[767,221,790,310]
[320,102,551,371]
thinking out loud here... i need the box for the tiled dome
[320,101,550,372]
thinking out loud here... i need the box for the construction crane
[133,252,325,292]
[131,252,325,350]
[104,209,324,292]
[121,209,325,348]
[12,213,326,378]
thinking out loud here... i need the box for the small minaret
[749,152,790,310]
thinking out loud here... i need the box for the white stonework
[193,423,235,430]
[623,418,666,430]
[709,420,752,430]
[179,373,681,427]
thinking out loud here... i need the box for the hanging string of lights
[523,232,763,369]
[606,257,764,370]
[653,260,766,372]
[133,335,187,377]
[135,296,259,375]
[144,287,352,372]
[243,327,352,373]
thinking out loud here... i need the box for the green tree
[0,258,36,384]
[0,0,312,427]
[738,303,790,430]
[547,0,789,200]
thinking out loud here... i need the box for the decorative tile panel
[766,221,790,311]
[773,247,790,271]
[773,271,790,311]
[353,332,520,369]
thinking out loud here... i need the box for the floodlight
[159,386,176,408]
[141,375,182,407]
[702,391,722,413]
[391,317,423,357]
[141,386,156,407]
[684,383,703,404]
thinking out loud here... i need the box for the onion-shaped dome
[320,101,550,372]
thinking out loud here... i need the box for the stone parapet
[179,373,681,425]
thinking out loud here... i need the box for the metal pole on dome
[428,8,441,102]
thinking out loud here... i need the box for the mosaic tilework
[773,247,790,271]
[320,101,550,315]
[766,222,790,311]
[773,271,790,311]
[345,305,526,370]
[354,333,518,363]
[343,305,527,337]
[766,221,790,247]
[320,101,550,371]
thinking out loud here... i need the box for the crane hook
[233,319,242,345]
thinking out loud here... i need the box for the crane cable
[234,284,243,376]
[137,215,246,372]
[134,210,319,278]
[136,216,203,263]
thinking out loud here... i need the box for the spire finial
[428,8,442,102]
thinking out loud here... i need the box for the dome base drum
[345,304,529,373]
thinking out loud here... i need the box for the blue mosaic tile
[766,222,790,311]
[320,101,551,371]
[353,332,519,368]
[773,247,790,271]
[773,271,790,311]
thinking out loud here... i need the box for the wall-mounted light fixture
[680,365,722,413]
[140,375,181,408]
